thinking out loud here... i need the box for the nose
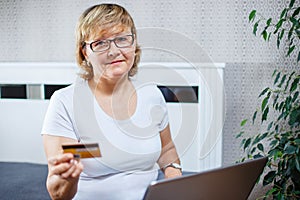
[107,41,120,57]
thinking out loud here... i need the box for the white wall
[0,99,49,163]
[0,63,78,164]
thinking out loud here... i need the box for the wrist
[162,162,182,173]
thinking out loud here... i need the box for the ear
[81,46,88,60]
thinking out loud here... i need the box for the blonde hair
[75,4,141,80]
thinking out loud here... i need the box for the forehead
[88,24,131,40]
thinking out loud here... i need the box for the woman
[42,3,182,200]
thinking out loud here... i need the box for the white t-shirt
[41,78,169,200]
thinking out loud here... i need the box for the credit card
[62,143,101,159]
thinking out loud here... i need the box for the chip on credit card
[62,143,101,159]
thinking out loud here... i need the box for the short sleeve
[41,90,77,140]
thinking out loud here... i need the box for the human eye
[92,40,107,47]
[91,39,108,51]
[115,36,129,42]
[115,35,132,47]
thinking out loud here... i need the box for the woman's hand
[164,167,182,179]
[46,153,83,200]
[48,153,83,180]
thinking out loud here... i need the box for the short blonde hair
[75,4,141,80]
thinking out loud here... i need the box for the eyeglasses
[84,34,134,52]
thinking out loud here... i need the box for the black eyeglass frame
[83,34,135,53]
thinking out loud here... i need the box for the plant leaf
[275,124,279,133]
[253,134,261,145]
[262,106,269,122]
[285,96,292,112]
[284,143,297,154]
[290,77,299,92]
[278,101,285,112]
[263,171,276,186]
[241,119,248,126]
[280,8,288,18]
[277,33,281,48]
[289,108,300,127]
[236,131,244,139]
[292,7,300,17]
[259,87,269,97]
[259,132,268,141]
[273,94,279,108]
[253,21,259,35]
[257,143,264,152]
[266,18,272,26]
[284,71,295,91]
[295,158,300,172]
[278,74,286,88]
[244,138,252,150]
[267,32,272,41]
[289,0,295,8]
[262,30,268,41]
[266,188,278,197]
[279,29,285,40]
[289,16,299,27]
[298,51,300,62]
[269,148,282,160]
[274,19,284,34]
[278,112,285,121]
[267,122,273,131]
[288,26,294,41]
[253,154,263,159]
[272,69,277,77]
[292,91,299,102]
[295,139,300,145]
[274,72,281,85]
[252,111,257,124]
[251,147,257,154]
[270,139,278,148]
[287,45,295,57]
[249,10,256,22]
[262,96,269,112]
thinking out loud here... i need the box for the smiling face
[75,4,141,81]
[82,25,136,81]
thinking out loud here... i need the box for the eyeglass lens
[90,35,134,52]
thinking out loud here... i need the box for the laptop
[143,157,268,200]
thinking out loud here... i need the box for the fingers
[60,160,79,178]
[71,161,84,178]
[48,153,74,165]
[48,153,83,179]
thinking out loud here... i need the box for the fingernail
[70,159,78,165]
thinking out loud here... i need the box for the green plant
[237,70,300,199]
[236,0,300,199]
[248,0,300,61]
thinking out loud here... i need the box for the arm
[157,124,182,179]
[43,135,83,200]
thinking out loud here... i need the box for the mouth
[109,60,124,65]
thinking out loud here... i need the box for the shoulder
[133,81,166,105]
[50,84,75,103]
[133,80,162,95]
[50,78,88,102]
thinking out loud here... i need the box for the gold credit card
[62,143,101,159]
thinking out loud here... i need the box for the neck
[88,74,131,96]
